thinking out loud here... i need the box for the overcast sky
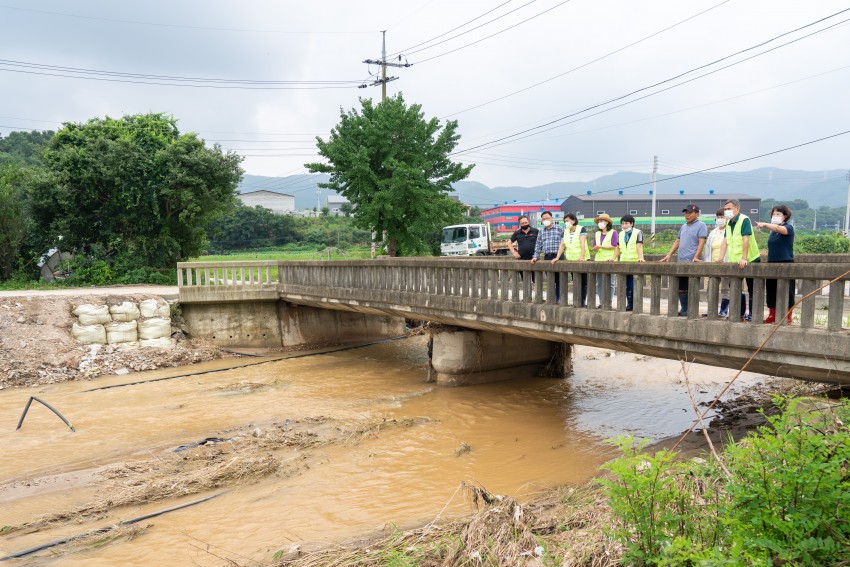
[1,0,848,200]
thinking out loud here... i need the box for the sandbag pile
[71,299,174,349]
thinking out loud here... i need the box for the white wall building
[326,194,350,216]
[237,190,295,214]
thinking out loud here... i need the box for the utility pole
[844,171,850,238]
[650,155,658,236]
[813,209,817,231]
[316,185,321,217]
[361,31,410,101]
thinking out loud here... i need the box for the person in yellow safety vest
[719,198,760,321]
[552,212,590,307]
[617,214,645,311]
[592,213,617,308]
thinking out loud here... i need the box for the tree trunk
[387,237,398,257]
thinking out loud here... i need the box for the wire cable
[391,0,531,57]
[452,9,850,155]
[0,4,377,35]
[411,0,574,64]
[442,0,732,118]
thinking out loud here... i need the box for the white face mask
[716,218,726,228]
[563,221,573,230]
[723,209,735,219]
[771,215,784,224]
[597,221,607,230]
[542,219,552,227]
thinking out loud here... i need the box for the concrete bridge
[177,257,850,386]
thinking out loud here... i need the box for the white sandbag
[139,337,174,349]
[138,317,171,340]
[72,304,111,325]
[109,301,140,322]
[139,298,170,318]
[71,323,107,344]
[106,320,138,344]
[114,341,139,351]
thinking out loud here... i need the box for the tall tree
[27,113,243,268]
[306,94,472,256]
[0,163,29,279]
[0,130,54,167]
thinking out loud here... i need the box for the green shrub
[601,398,850,566]
[795,232,850,254]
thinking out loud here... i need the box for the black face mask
[520,225,529,231]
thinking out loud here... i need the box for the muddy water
[0,338,765,566]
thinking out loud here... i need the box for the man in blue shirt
[659,204,707,316]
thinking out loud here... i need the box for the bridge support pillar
[428,327,570,386]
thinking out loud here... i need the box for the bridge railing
[176,261,276,287]
[274,259,850,331]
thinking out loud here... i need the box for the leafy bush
[795,232,850,254]
[601,398,850,566]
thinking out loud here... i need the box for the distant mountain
[236,168,848,211]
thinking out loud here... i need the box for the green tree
[339,201,353,217]
[206,202,299,250]
[0,163,29,279]
[0,130,54,167]
[27,113,243,269]
[306,94,472,256]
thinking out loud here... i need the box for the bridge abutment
[428,327,570,386]
[180,300,404,349]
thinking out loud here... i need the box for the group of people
[508,198,795,322]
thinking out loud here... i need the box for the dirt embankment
[0,290,230,389]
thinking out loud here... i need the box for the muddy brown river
[0,337,765,565]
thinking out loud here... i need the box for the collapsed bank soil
[0,288,230,389]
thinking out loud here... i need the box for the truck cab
[440,223,491,256]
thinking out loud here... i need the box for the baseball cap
[682,204,700,213]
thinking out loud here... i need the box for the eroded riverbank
[0,336,782,566]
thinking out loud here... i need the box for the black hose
[15,396,76,432]
[77,335,408,393]
[0,492,224,561]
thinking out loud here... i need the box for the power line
[410,0,574,65]
[0,4,377,35]
[585,129,850,196]
[389,0,532,57]
[0,58,365,89]
[452,9,850,155]
[442,0,732,118]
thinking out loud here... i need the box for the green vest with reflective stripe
[594,231,616,261]
[724,213,760,262]
[618,229,641,262]
[563,227,590,261]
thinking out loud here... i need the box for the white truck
[440,223,511,256]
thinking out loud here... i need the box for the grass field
[189,246,373,263]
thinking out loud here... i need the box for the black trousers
[766,259,795,309]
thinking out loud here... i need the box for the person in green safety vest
[719,198,760,321]
[592,213,618,308]
[552,212,590,307]
[617,214,645,311]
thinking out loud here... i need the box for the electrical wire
[411,0,574,65]
[452,9,850,155]
[391,0,533,57]
[582,129,850,196]
[443,0,732,118]
[0,58,366,89]
[0,3,377,35]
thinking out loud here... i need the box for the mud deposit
[0,337,772,566]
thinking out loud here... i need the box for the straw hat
[594,213,613,225]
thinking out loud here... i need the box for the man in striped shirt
[530,211,564,301]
